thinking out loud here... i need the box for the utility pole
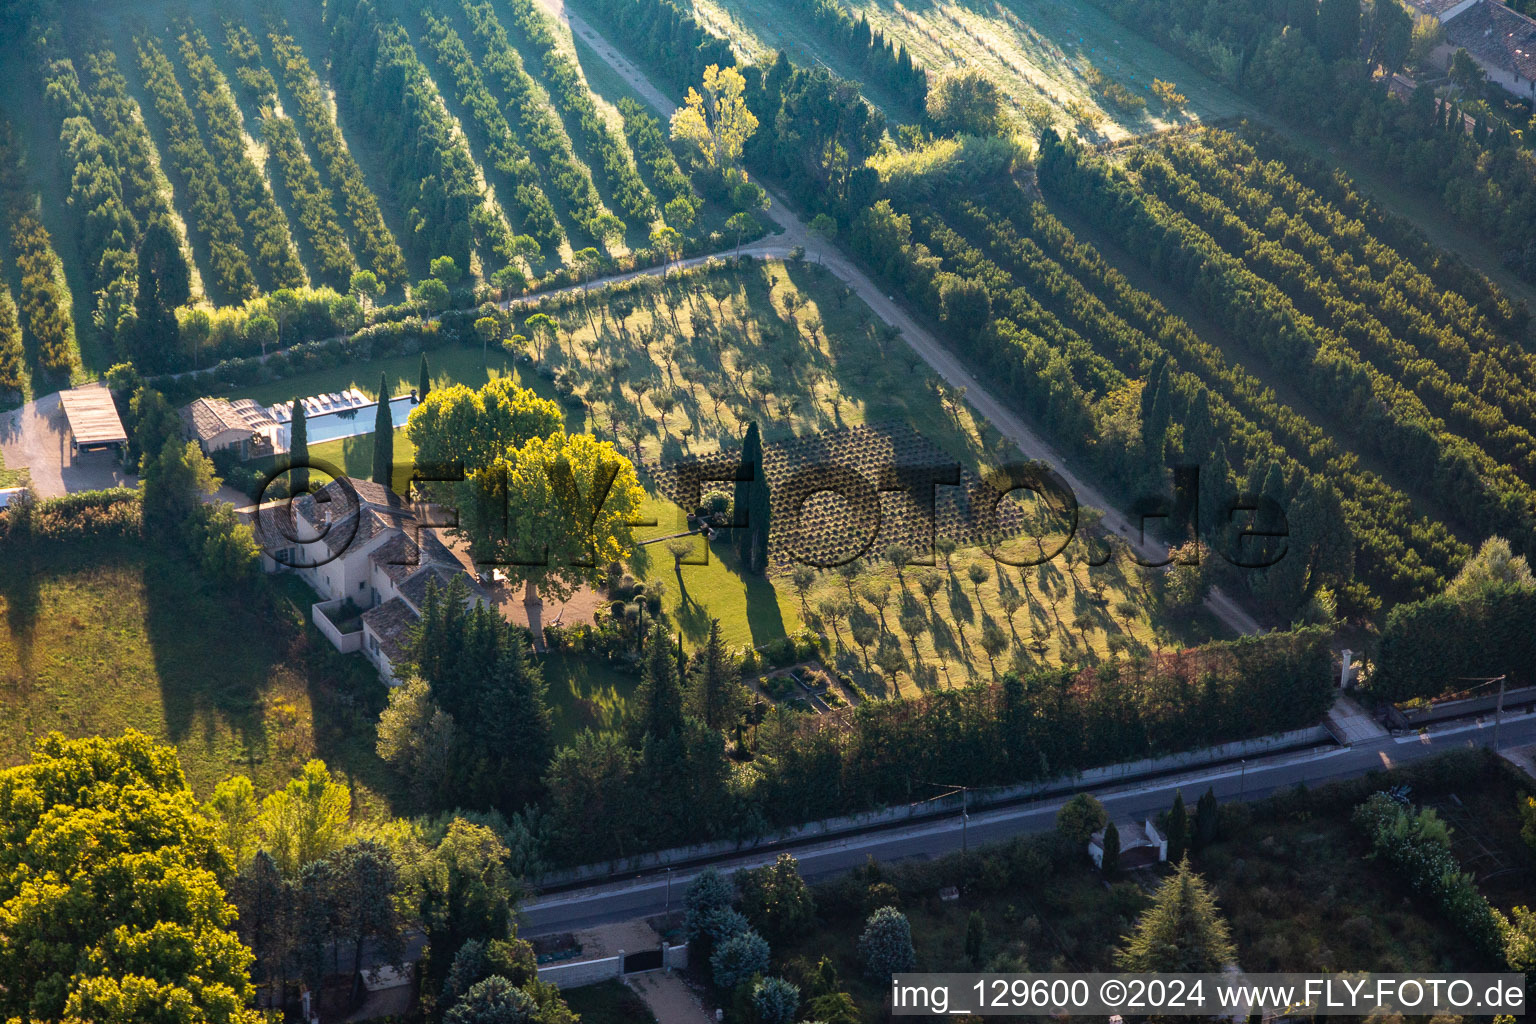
[1493,675,1508,752]
[1238,759,1247,801]
[664,866,673,917]
[1457,675,1509,752]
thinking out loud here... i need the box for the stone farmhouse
[240,477,486,684]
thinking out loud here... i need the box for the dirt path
[520,0,1261,637]
[626,972,716,1024]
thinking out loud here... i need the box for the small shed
[1089,819,1167,870]
[59,383,127,461]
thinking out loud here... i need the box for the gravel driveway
[0,392,136,498]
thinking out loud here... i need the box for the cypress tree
[372,371,394,490]
[1166,790,1189,863]
[965,910,987,967]
[735,422,769,572]
[289,396,309,494]
[688,618,743,730]
[419,352,431,399]
[1194,787,1220,851]
[632,622,685,744]
[1101,820,1121,877]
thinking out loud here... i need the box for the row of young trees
[783,0,928,110]
[220,25,357,287]
[457,0,618,249]
[1084,0,1536,284]
[618,97,703,230]
[929,195,1373,617]
[498,0,657,223]
[267,29,407,286]
[27,9,176,362]
[1036,134,1534,599]
[135,36,258,302]
[177,28,307,292]
[420,12,563,253]
[327,0,502,271]
[10,214,78,378]
[948,183,1467,607]
[580,0,734,98]
[1124,138,1536,548]
[1153,132,1536,448]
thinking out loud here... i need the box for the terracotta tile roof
[362,597,419,665]
[1405,0,1476,16]
[1448,1,1536,80]
[179,397,274,443]
[369,532,422,582]
[398,563,470,611]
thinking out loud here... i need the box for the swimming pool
[276,394,419,450]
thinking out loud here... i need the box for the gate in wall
[622,947,664,974]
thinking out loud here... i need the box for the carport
[59,383,128,464]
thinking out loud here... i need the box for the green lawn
[0,537,396,803]
[0,449,28,489]
[542,652,644,745]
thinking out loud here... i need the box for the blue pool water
[277,394,418,450]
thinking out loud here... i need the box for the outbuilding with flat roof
[58,383,127,462]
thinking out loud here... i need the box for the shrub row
[79,48,180,244]
[1131,141,1536,502]
[1039,136,1535,575]
[135,37,257,301]
[783,0,927,110]
[964,195,1459,604]
[0,286,24,395]
[579,0,733,97]
[149,315,447,406]
[499,0,657,223]
[267,29,407,286]
[218,25,356,287]
[1157,133,1536,445]
[26,13,142,355]
[617,97,702,228]
[221,23,277,106]
[327,0,511,271]
[1371,584,1536,703]
[419,12,563,252]
[0,488,142,547]
[11,215,78,378]
[177,28,306,291]
[1083,0,1536,285]
[1352,793,1505,959]
[459,0,617,246]
[258,117,356,288]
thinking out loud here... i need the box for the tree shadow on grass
[0,544,41,682]
[141,546,270,765]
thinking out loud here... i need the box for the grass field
[692,0,1254,139]
[0,537,395,803]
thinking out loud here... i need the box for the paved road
[519,710,1536,935]
[522,0,1262,636]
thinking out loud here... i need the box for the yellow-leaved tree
[670,64,759,178]
[455,431,646,605]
